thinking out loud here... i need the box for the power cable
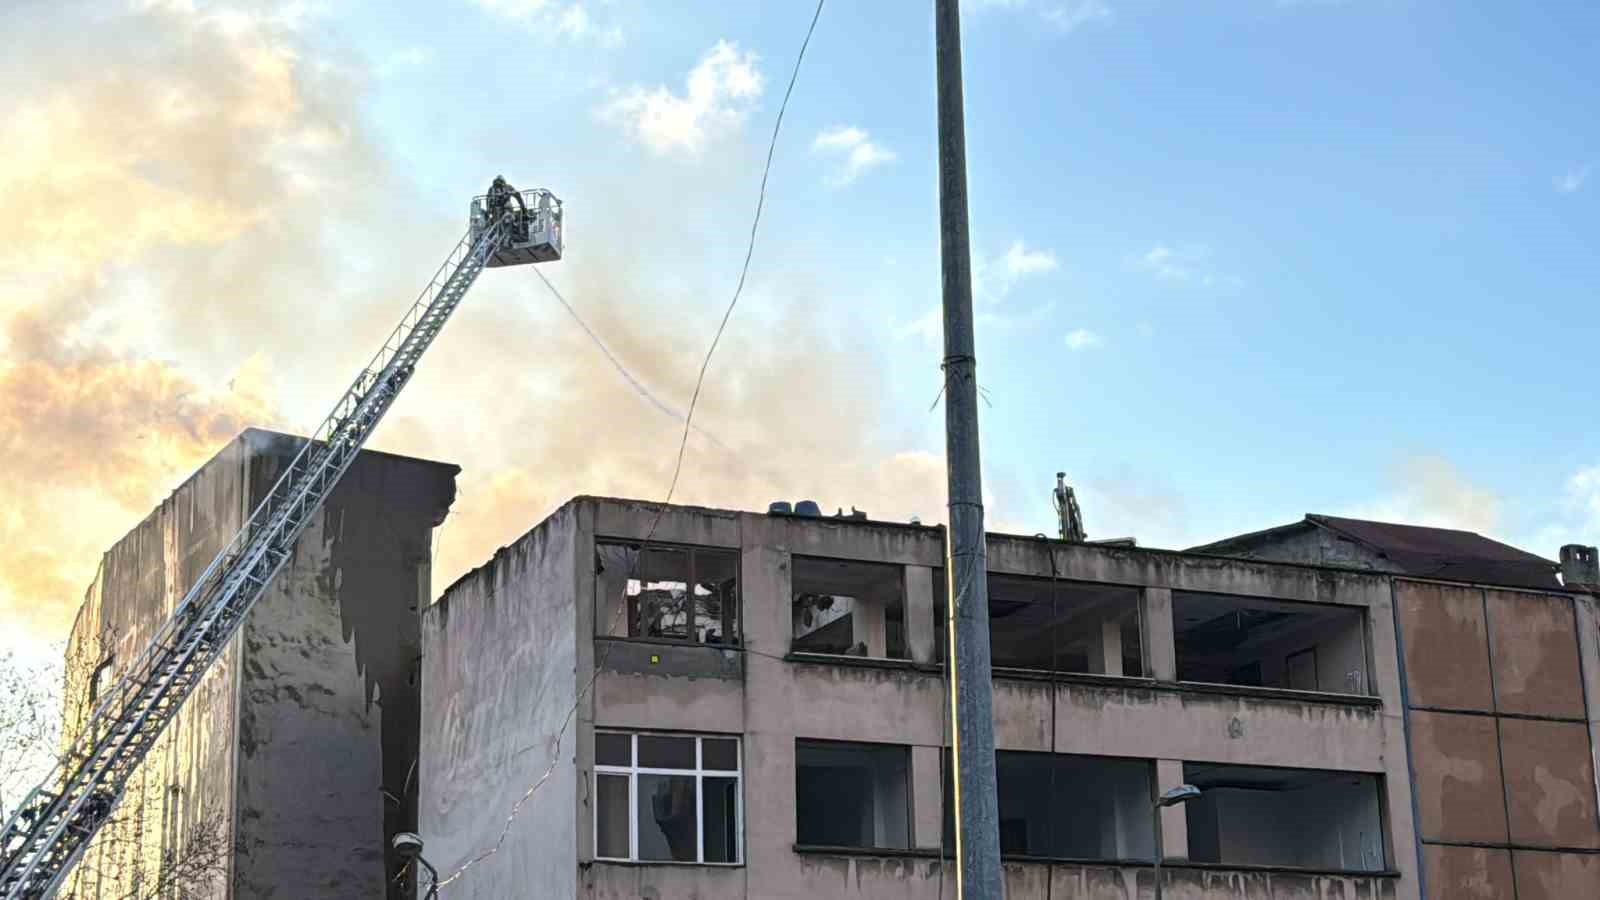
[434,0,827,887]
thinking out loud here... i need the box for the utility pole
[934,1,1003,897]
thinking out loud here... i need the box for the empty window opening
[594,731,742,864]
[1172,592,1369,694]
[795,740,911,849]
[88,656,116,708]
[791,557,906,658]
[1183,763,1387,872]
[933,570,1144,676]
[943,751,1155,861]
[595,543,740,645]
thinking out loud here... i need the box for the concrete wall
[556,500,1419,900]
[63,437,251,899]
[60,430,456,899]
[233,433,456,898]
[1393,579,1600,900]
[419,502,579,899]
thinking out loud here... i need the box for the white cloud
[1043,0,1113,32]
[468,0,621,45]
[1137,244,1217,286]
[1555,164,1591,194]
[812,125,896,186]
[1064,328,1103,350]
[375,46,433,77]
[599,41,764,157]
[1002,240,1059,278]
[964,0,1113,33]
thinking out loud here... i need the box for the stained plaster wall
[63,437,251,899]
[60,429,457,899]
[565,499,1417,900]
[1394,579,1600,899]
[418,503,579,900]
[233,432,456,898]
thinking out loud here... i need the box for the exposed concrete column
[912,744,945,850]
[1155,758,1190,862]
[905,565,937,663]
[853,596,887,657]
[1575,593,1600,822]
[1146,587,1177,682]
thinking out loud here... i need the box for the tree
[2,648,234,899]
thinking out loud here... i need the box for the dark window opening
[942,750,1155,860]
[795,740,910,849]
[595,542,740,645]
[792,558,907,659]
[933,570,1145,677]
[1183,763,1387,872]
[88,656,115,707]
[1173,591,1369,694]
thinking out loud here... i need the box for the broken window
[593,731,742,864]
[795,740,911,849]
[943,751,1155,860]
[1172,591,1370,694]
[595,542,739,645]
[1183,763,1387,872]
[791,557,907,659]
[933,570,1145,676]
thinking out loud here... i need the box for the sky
[4,0,1600,665]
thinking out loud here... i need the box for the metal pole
[1153,810,1164,900]
[934,1,1003,897]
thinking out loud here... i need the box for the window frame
[594,540,742,647]
[593,730,744,866]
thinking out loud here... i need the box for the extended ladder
[0,180,561,899]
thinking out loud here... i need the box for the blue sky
[346,0,1600,549]
[4,0,1600,655]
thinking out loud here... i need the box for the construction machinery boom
[0,178,562,899]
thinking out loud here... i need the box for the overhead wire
[433,0,828,887]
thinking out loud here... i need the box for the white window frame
[593,731,743,865]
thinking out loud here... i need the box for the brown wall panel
[1485,590,1586,719]
[1500,718,1600,850]
[1512,849,1600,900]
[1423,845,1513,900]
[1409,710,1509,844]
[1396,581,1494,712]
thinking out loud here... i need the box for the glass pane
[596,774,630,859]
[636,548,691,639]
[596,732,631,767]
[703,776,739,863]
[637,774,697,861]
[694,550,739,645]
[638,734,695,769]
[702,738,739,772]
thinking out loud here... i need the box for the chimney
[1559,544,1599,587]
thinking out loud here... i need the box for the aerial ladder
[0,177,563,899]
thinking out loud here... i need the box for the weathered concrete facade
[422,497,1476,899]
[1392,580,1600,899]
[62,428,457,898]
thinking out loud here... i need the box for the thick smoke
[0,1,947,648]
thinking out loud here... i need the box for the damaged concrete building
[59,429,456,898]
[413,495,1600,899]
[58,432,1600,899]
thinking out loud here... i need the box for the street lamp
[1152,784,1203,900]
[392,832,439,900]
